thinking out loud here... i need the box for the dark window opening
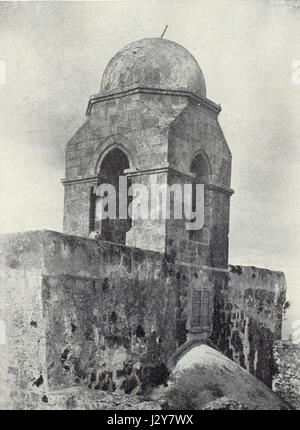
[91,148,132,244]
[189,153,210,242]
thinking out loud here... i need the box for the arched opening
[190,153,210,185]
[100,147,130,179]
[189,152,211,242]
[91,148,132,244]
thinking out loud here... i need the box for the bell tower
[62,38,234,269]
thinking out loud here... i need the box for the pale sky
[0,0,299,337]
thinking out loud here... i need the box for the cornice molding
[124,164,195,180]
[61,176,98,186]
[61,172,234,197]
[86,86,221,116]
[206,183,234,196]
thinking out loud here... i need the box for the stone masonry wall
[0,230,197,407]
[0,232,48,409]
[272,340,300,409]
[211,265,286,387]
[0,230,286,408]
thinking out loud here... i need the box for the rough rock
[272,340,300,409]
[5,387,163,410]
[166,345,290,410]
[202,396,247,410]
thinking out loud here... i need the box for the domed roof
[100,38,206,97]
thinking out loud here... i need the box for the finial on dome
[160,25,168,39]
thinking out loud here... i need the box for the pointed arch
[91,144,132,244]
[189,149,211,243]
[94,137,134,175]
[189,149,212,180]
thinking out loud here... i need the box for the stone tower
[0,38,287,408]
[62,38,234,269]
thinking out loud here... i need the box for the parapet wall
[0,230,286,408]
[211,265,286,386]
[0,230,193,408]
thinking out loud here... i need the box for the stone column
[125,167,169,253]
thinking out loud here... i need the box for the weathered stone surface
[211,265,286,386]
[0,230,286,409]
[63,64,232,267]
[272,340,300,409]
[202,397,248,410]
[0,39,288,410]
[166,345,290,410]
[0,230,188,408]
[2,387,163,410]
[100,38,206,97]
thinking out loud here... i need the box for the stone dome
[100,38,206,97]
